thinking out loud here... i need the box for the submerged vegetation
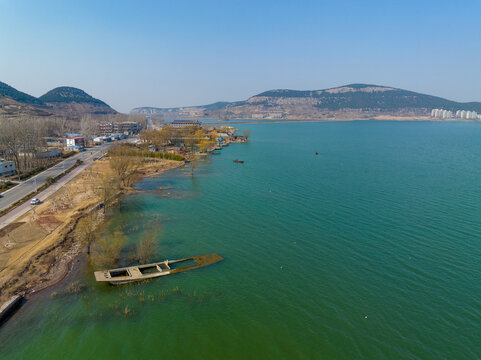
[134,230,159,264]
[91,231,127,268]
[68,125,244,286]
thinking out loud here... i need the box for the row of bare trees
[0,116,75,175]
[139,126,216,153]
[139,126,214,176]
[75,147,158,266]
[0,113,148,175]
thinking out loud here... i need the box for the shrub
[18,166,46,180]
[0,181,15,191]
[62,151,76,158]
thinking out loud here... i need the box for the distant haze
[1,0,480,113]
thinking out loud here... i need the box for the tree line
[0,113,148,176]
[0,116,72,174]
[139,126,217,153]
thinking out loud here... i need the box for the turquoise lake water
[1,121,481,359]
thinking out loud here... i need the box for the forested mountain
[132,84,481,120]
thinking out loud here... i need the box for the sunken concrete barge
[94,254,223,285]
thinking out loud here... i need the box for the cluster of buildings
[65,121,143,151]
[98,122,142,136]
[0,121,145,178]
[92,133,127,144]
[170,120,202,128]
[251,112,285,119]
[431,109,481,120]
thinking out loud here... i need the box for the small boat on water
[94,254,223,285]
[234,160,244,163]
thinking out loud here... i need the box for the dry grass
[0,156,184,302]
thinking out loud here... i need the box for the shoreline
[202,117,481,126]
[0,157,185,303]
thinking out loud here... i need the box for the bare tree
[91,231,126,268]
[55,117,69,148]
[80,115,98,142]
[95,173,121,213]
[0,118,22,172]
[242,129,251,140]
[109,145,140,187]
[76,212,98,254]
[134,230,159,263]
[189,155,199,176]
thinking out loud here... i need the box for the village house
[0,159,16,177]
[65,136,86,151]
[37,148,61,158]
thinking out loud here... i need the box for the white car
[30,198,41,205]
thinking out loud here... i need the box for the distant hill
[39,87,109,106]
[39,87,116,115]
[0,82,116,118]
[255,84,481,111]
[0,81,45,106]
[131,84,481,121]
[0,96,52,118]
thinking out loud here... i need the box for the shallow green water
[1,121,481,359]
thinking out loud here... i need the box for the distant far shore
[195,116,480,126]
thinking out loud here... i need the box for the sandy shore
[0,157,184,303]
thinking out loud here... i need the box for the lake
[1,121,480,359]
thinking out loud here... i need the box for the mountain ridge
[0,81,46,106]
[0,82,116,117]
[131,84,481,120]
[39,86,110,106]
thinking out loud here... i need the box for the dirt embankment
[0,157,184,302]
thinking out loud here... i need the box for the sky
[0,0,480,113]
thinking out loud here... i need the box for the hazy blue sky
[1,0,480,112]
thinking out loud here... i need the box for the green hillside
[0,81,45,106]
[39,86,108,105]
[256,84,481,112]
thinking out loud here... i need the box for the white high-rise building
[431,108,453,119]
[442,110,453,119]
[431,108,480,120]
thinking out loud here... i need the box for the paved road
[0,144,110,214]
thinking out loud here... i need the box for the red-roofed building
[65,136,85,149]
